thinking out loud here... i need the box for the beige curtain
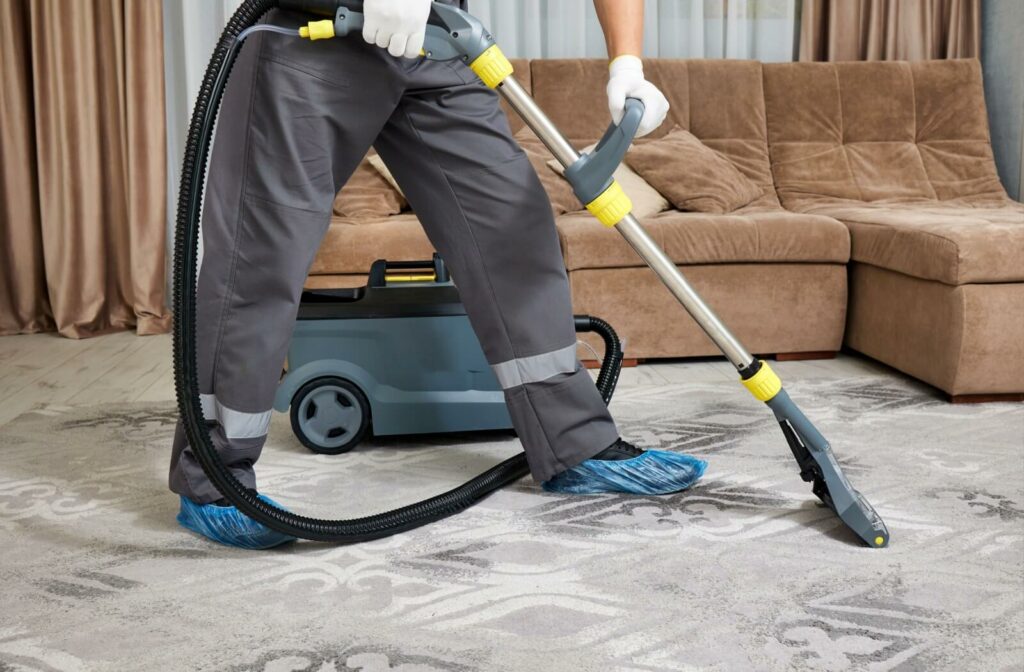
[0,0,170,338]
[800,0,981,61]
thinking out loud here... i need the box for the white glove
[363,0,432,59]
[607,55,670,138]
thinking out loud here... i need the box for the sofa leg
[949,393,1024,404]
[582,358,638,370]
[774,351,838,362]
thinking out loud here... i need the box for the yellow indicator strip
[385,274,437,283]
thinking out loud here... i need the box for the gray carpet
[1,376,1022,671]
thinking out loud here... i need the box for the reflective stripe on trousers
[200,395,272,440]
[491,344,578,389]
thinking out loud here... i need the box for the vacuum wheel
[290,377,370,455]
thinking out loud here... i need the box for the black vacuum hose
[576,315,623,405]
[173,0,622,543]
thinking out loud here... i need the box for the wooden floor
[0,331,897,429]
[0,331,175,427]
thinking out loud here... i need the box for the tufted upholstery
[531,59,779,205]
[762,60,1024,287]
[763,60,1007,207]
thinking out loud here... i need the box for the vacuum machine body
[275,257,512,452]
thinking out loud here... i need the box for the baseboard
[581,358,638,370]
[773,351,838,362]
[949,393,1024,404]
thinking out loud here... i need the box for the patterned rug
[1,376,1022,671]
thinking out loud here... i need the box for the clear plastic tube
[237,24,299,42]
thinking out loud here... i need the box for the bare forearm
[594,0,645,59]
[595,0,669,136]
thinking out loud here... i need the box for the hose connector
[586,180,633,227]
[741,360,782,402]
[299,19,335,41]
[469,44,514,88]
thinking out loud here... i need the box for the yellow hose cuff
[586,180,633,227]
[742,361,783,402]
[469,45,514,88]
[299,20,335,41]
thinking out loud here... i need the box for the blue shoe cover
[542,450,707,495]
[177,494,297,550]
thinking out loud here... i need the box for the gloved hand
[363,0,432,59]
[607,55,670,137]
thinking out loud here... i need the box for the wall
[981,0,1023,201]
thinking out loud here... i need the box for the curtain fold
[800,0,981,62]
[0,1,49,333]
[0,0,170,338]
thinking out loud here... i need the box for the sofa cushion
[310,214,435,276]
[763,60,1007,210]
[514,127,584,215]
[503,59,531,135]
[799,200,1024,285]
[556,207,850,272]
[530,59,780,208]
[367,154,404,195]
[529,59,621,143]
[626,127,763,214]
[333,156,406,218]
[547,142,670,220]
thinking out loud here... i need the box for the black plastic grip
[278,0,449,29]
[278,0,360,15]
[563,97,646,205]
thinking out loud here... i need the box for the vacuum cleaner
[278,254,622,454]
[174,0,890,548]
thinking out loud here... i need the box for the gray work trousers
[169,11,619,503]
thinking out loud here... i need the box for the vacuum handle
[278,0,362,16]
[279,0,496,63]
[278,0,456,31]
[596,97,646,159]
[563,98,646,205]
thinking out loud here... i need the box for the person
[171,0,706,549]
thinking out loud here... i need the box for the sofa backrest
[528,59,778,203]
[503,59,531,135]
[762,59,1006,208]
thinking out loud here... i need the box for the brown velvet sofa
[761,60,1024,398]
[307,58,1023,398]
